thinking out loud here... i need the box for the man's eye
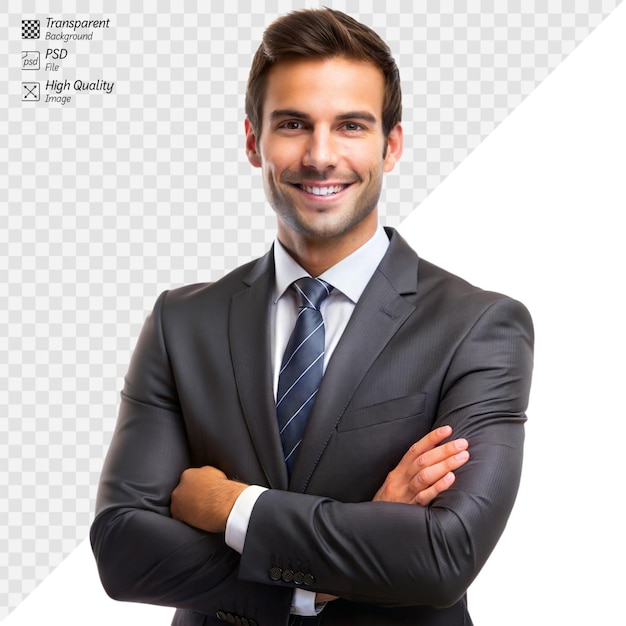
[281,121,304,130]
[343,122,363,132]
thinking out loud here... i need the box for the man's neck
[276,221,379,277]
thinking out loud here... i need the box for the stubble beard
[266,170,383,241]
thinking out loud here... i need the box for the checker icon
[22,19,40,39]
[22,82,40,101]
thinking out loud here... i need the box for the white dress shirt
[225,224,390,615]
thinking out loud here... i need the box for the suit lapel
[229,250,289,490]
[290,230,419,492]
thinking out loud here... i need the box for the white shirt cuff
[224,485,325,617]
[291,588,324,616]
[224,484,267,554]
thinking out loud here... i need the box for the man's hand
[373,425,469,506]
[170,466,248,533]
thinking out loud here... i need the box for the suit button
[216,611,227,621]
[269,566,282,581]
[304,573,315,585]
[281,568,294,582]
[293,571,305,584]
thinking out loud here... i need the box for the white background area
[3,3,625,625]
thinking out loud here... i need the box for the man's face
[245,56,402,251]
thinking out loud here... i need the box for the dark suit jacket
[90,228,534,625]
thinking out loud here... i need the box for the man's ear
[245,119,262,168]
[383,123,403,173]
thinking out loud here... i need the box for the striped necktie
[277,277,332,474]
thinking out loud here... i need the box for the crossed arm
[170,425,470,606]
[170,425,469,532]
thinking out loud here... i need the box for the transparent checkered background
[0,0,621,618]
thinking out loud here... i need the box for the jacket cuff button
[269,566,282,581]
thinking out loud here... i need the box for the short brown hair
[245,8,402,139]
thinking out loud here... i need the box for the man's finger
[396,425,454,472]
[413,437,468,473]
[414,449,469,491]
[413,472,457,507]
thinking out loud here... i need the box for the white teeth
[300,184,346,196]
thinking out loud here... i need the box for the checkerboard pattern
[0,0,621,618]
[21,19,40,39]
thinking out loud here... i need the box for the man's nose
[302,128,337,171]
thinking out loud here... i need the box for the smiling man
[246,55,402,275]
[91,9,533,626]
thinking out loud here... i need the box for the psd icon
[22,51,40,70]
[22,19,40,39]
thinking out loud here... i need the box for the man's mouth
[296,184,350,196]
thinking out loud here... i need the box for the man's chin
[282,209,379,243]
[284,216,355,241]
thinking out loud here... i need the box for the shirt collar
[273,224,390,304]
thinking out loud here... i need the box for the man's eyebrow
[270,109,312,121]
[336,111,378,125]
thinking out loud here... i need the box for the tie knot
[293,277,332,311]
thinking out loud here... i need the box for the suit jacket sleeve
[89,291,292,623]
[238,295,534,608]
